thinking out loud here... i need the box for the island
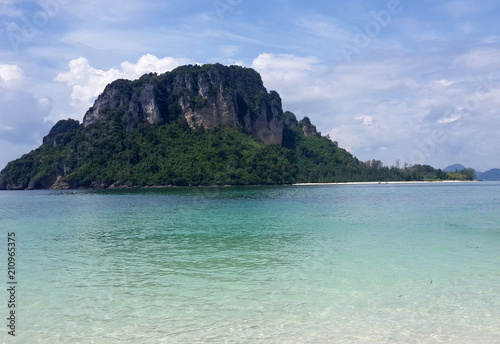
[0,63,475,190]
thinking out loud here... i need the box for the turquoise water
[1,182,499,343]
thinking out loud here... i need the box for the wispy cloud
[453,47,500,72]
[442,0,487,18]
[294,15,353,42]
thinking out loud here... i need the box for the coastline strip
[292,180,477,186]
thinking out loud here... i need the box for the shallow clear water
[1,182,499,343]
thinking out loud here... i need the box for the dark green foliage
[42,119,81,144]
[0,114,473,190]
[1,117,293,189]
[446,168,476,181]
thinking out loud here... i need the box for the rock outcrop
[83,64,284,145]
[43,119,81,145]
[299,117,320,137]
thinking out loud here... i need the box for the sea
[1,182,499,343]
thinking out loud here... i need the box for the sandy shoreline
[293,180,479,186]
[0,180,479,191]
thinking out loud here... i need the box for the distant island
[444,164,500,181]
[476,169,500,181]
[0,64,475,190]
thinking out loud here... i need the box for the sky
[1,0,499,172]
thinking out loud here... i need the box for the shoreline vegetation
[0,180,481,192]
[11,179,482,191]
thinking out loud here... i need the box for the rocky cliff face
[83,64,284,145]
[299,117,320,137]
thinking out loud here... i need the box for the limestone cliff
[83,64,284,145]
[299,117,320,137]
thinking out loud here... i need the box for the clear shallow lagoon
[1,182,499,343]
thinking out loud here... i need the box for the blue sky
[1,0,499,171]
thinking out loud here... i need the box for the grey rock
[82,64,284,145]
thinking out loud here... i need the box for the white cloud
[54,57,122,111]
[251,53,326,104]
[120,54,192,79]
[433,79,455,87]
[355,115,376,127]
[0,63,24,84]
[437,114,461,124]
[252,53,320,83]
[54,54,194,118]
